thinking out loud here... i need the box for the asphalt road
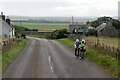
[3,37,113,78]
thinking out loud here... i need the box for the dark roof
[77,29,85,32]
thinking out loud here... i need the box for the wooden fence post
[97,39,99,45]
[116,48,120,60]
[101,43,104,50]
[108,46,110,52]
[112,47,115,57]
[105,45,108,53]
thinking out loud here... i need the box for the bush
[86,29,98,37]
[49,29,68,39]
[12,25,26,37]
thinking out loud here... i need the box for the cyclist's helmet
[76,39,79,42]
[81,39,85,43]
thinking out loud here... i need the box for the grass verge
[2,38,29,73]
[58,38,118,78]
[58,38,74,48]
[86,46,118,77]
[0,52,2,77]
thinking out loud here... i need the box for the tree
[86,21,90,25]
[112,19,120,29]
[50,29,68,39]
[12,25,26,37]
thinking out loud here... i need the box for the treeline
[24,28,38,31]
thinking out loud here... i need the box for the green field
[11,22,69,30]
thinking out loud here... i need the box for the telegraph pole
[20,20,21,27]
[72,16,74,24]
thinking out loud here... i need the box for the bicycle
[75,47,80,58]
[79,47,86,60]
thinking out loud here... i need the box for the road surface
[3,37,113,78]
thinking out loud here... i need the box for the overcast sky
[0,0,119,17]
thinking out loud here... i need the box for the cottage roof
[0,18,12,31]
[77,29,85,32]
[96,23,106,32]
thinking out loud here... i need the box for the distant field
[85,36,119,48]
[11,22,69,30]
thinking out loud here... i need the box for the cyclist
[74,39,80,57]
[80,39,86,60]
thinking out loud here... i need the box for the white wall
[10,28,15,38]
[12,28,15,38]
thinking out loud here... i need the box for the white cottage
[0,12,15,43]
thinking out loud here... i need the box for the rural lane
[3,37,113,78]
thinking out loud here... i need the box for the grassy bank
[58,38,118,78]
[2,38,29,72]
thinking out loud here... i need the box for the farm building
[69,16,87,34]
[96,21,118,37]
[73,28,88,35]
[69,24,77,33]
[69,22,87,33]
[0,12,15,44]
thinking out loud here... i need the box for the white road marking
[48,56,54,73]
[48,56,51,62]
[50,66,54,73]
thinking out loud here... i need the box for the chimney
[72,16,74,24]
[1,12,5,21]
[6,16,11,25]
